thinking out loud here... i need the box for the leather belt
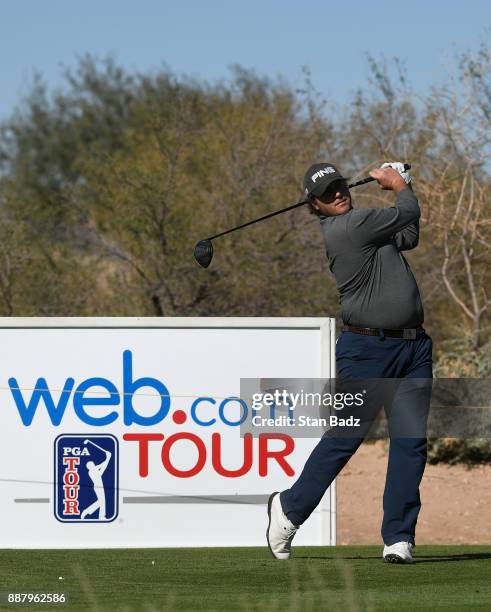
[343,325,425,340]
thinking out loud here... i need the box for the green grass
[0,546,489,611]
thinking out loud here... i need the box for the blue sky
[1,0,490,119]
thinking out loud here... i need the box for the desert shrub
[427,438,491,465]
[428,335,491,464]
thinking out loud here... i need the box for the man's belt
[343,325,425,340]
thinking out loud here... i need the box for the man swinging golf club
[266,162,433,564]
[81,441,112,520]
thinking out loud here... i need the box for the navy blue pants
[280,330,433,546]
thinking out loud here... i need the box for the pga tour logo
[54,434,119,523]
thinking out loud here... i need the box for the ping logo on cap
[311,166,336,183]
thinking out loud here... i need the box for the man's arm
[347,168,420,247]
[393,184,419,250]
[393,219,419,251]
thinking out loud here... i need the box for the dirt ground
[336,441,491,545]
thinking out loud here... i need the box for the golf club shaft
[207,199,309,241]
[86,440,107,453]
[205,164,411,242]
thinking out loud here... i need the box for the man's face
[313,179,351,216]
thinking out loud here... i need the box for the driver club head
[194,239,214,268]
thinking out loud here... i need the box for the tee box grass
[0,546,489,611]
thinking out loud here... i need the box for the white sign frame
[0,317,336,548]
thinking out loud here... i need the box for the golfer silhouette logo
[54,434,119,523]
[80,440,112,520]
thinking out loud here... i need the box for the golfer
[81,450,112,520]
[266,162,433,563]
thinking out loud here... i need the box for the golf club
[84,439,108,454]
[194,164,411,268]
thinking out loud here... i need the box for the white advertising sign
[0,317,336,548]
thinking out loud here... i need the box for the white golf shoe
[266,492,298,560]
[383,541,414,564]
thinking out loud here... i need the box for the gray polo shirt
[319,187,424,329]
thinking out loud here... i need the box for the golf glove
[381,161,412,185]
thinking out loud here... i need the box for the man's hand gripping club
[369,161,412,193]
